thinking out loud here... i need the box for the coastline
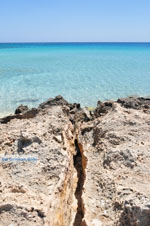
[0,94,150,120]
[0,95,150,225]
[1,0,150,224]
[0,111,13,118]
[1,42,150,118]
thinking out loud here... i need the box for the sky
[0,0,150,42]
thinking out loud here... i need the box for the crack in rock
[73,139,87,226]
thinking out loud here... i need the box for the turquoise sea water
[0,43,150,116]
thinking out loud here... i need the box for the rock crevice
[73,138,87,226]
[0,95,150,226]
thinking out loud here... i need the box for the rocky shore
[0,96,150,226]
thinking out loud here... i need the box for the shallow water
[0,42,150,116]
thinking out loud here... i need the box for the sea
[0,42,150,116]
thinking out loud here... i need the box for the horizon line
[0,41,150,44]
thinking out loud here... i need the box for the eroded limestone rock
[0,98,78,226]
[15,105,29,114]
[78,101,150,226]
[0,96,150,226]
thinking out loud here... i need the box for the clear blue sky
[0,0,150,42]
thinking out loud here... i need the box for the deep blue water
[0,42,150,116]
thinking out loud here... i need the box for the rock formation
[0,96,150,226]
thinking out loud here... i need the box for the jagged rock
[0,96,150,226]
[74,108,93,123]
[94,100,115,117]
[22,108,39,119]
[0,108,39,124]
[0,103,77,226]
[39,95,69,109]
[15,105,29,114]
[78,100,150,225]
[117,96,150,110]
